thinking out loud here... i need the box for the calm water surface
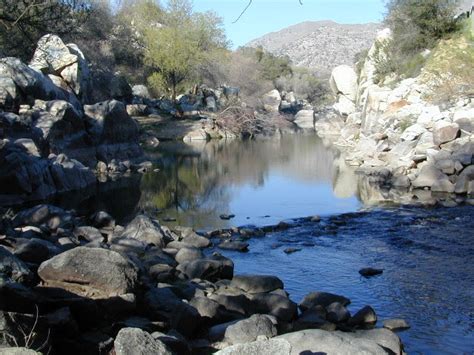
[138,135,473,354]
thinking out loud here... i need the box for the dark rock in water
[37,247,139,298]
[177,255,234,282]
[359,267,384,277]
[383,318,410,331]
[326,302,351,323]
[114,327,172,355]
[224,314,277,345]
[283,247,302,254]
[162,217,177,222]
[231,275,284,294]
[73,226,104,243]
[294,306,336,331]
[299,291,351,311]
[348,305,377,328]
[189,296,230,325]
[0,246,34,285]
[220,214,235,220]
[249,293,298,322]
[218,240,249,252]
[208,294,253,317]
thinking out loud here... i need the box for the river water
[49,134,473,353]
[137,134,474,354]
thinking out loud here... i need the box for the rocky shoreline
[315,28,473,206]
[1,204,406,354]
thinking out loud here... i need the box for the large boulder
[177,255,234,282]
[38,247,139,298]
[432,121,459,146]
[230,275,284,294]
[299,292,350,311]
[412,165,450,189]
[114,328,172,355]
[0,247,34,285]
[224,314,277,345]
[0,57,81,110]
[215,339,291,355]
[330,65,358,102]
[293,110,314,130]
[0,73,18,111]
[262,89,281,112]
[120,215,171,248]
[276,328,401,355]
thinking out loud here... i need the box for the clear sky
[192,0,386,48]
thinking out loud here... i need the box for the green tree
[143,0,227,101]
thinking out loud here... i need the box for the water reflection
[140,135,361,230]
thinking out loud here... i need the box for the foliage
[0,0,91,60]
[143,0,228,101]
[274,67,330,105]
[354,48,369,77]
[375,0,462,81]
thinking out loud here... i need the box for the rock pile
[0,205,405,354]
[317,28,474,205]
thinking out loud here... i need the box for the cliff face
[247,21,380,75]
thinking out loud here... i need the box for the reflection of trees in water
[139,134,338,228]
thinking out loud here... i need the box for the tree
[143,0,228,101]
[0,0,91,60]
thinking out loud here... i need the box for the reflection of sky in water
[228,173,360,227]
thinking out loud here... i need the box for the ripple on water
[217,206,474,354]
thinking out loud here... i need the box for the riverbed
[139,135,474,354]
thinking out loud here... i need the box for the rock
[183,129,209,142]
[277,329,393,354]
[359,267,384,277]
[175,247,204,264]
[224,314,277,345]
[293,306,335,331]
[455,165,474,193]
[412,165,450,189]
[114,328,172,355]
[330,65,358,102]
[132,85,151,99]
[283,247,301,254]
[249,293,298,321]
[120,215,170,247]
[351,328,403,354]
[400,124,426,141]
[231,275,284,294]
[348,306,377,328]
[0,73,18,111]
[431,179,455,193]
[293,110,315,129]
[73,226,104,243]
[38,247,139,298]
[126,104,148,117]
[13,239,50,264]
[219,214,235,220]
[433,121,459,146]
[326,302,351,323]
[0,349,41,355]
[262,89,281,112]
[299,291,350,311]
[0,247,34,284]
[334,95,356,116]
[189,296,225,321]
[110,75,132,101]
[214,338,291,355]
[177,255,233,282]
[383,318,410,331]
[218,241,249,252]
[30,34,77,73]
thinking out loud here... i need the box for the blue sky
[192,0,386,48]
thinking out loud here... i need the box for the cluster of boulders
[0,204,404,354]
[316,28,474,205]
[0,35,149,205]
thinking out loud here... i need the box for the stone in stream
[383,318,411,331]
[293,305,336,331]
[326,302,351,323]
[214,338,292,355]
[299,291,351,311]
[359,267,384,277]
[230,275,284,294]
[220,214,235,220]
[284,247,302,254]
[348,305,377,328]
[218,240,249,252]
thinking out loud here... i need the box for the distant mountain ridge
[247,21,380,76]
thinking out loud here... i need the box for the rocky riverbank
[315,28,474,206]
[0,204,405,354]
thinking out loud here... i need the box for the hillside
[247,21,380,75]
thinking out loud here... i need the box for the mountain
[247,21,380,76]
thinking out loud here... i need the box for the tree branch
[233,0,303,23]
